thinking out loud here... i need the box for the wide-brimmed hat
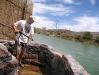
[29,16,36,22]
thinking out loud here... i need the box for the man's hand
[15,29,19,33]
[30,34,34,41]
[31,38,34,41]
[12,24,19,33]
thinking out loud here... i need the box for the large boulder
[0,43,18,75]
[22,43,90,75]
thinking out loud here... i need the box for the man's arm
[12,24,19,33]
[12,20,21,33]
[30,25,34,41]
[30,34,34,41]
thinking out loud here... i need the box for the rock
[23,43,90,75]
[0,39,8,44]
[63,54,90,75]
[0,43,18,75]
[0,43,8,51]
[23,43,74,75]
[0,40,90,75]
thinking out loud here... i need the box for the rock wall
[0,43,18,75]
[0,40,90,75]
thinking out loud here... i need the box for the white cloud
[33,16,99,32]
[56,0,81,5]
[90,0,95,5]
[62,0,74,4]
[32,0,98,32]
[32,0,46,3]
[58,16,99,32]
[33,3,74,16]
[33,16,55,29]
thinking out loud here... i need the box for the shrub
[83,32,93,40]
[95,36,99,44]
[76,35,81,40]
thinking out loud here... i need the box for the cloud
[33,3,74,16]
[60,0,74,4]
[90,0,95,5]
[56,0,81,5]
[33,16,55,29]
[33,16,99,32]
[32,0,46,3]
[58,16,99,32]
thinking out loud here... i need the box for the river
[33,34,99,75]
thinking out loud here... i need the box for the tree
[95,36,99,44]
[76,35,81,40]
[83,32,93,40]
[96,36,99,41]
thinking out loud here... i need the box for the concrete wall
[0,0,33,40]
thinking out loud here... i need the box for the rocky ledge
[0,39,90,75]
[0,43,18,75]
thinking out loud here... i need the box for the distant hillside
[34,28,99,45]
[76,32,99,37]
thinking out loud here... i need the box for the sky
[32,0,99,32]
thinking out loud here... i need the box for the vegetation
[75,35,81,41]
[83,32,93,40]
[95,36,99,45]
[34,27,99,45]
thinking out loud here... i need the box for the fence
[0,0,33,40]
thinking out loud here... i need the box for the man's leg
[18,43,27,68]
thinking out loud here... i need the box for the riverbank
[34,27,99,46]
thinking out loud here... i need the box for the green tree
[76,35,81,40]
[83,32,93,40]
[96,36,99,41]
[95,36,99,44]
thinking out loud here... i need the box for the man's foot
[19,63,24,68]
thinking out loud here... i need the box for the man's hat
[29,16,36,22]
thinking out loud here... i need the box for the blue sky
[32,0,99,32]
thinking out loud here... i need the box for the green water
[34,34,99,75]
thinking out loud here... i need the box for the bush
[95,36,99,44]
[83,32,93,40]
[61,33,66,38]
[45,32,50,35]
[76,35,81,40]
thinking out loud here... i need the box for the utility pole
[56,20,58,29]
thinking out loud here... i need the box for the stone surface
[0,43,8,51]
[0,43,18,75]
[63,54,90,75]
[0,40,90,75]
[23,43,90,75]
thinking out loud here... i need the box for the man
[12,16,35,68]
